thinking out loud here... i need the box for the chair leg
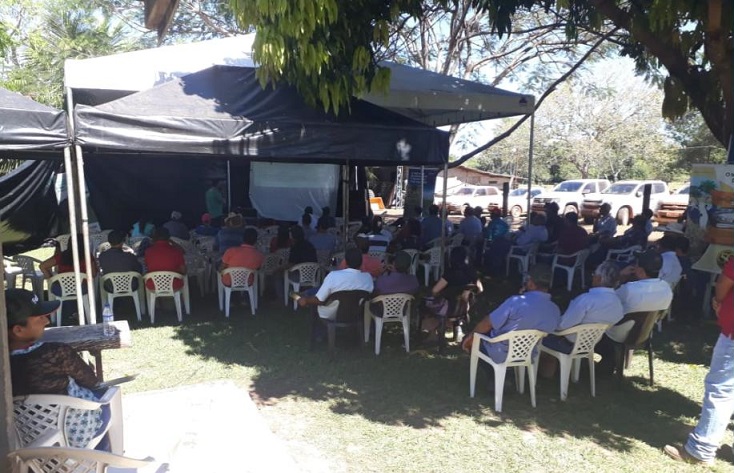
[374,318,384,355]
[571,357,581,383]
[558,356,571,401]
[515,366,526,394]
[402,316,410,353]
[183,282,191,315]
[224,289,231,318]
[493,365,507,413]
[566,269,573,292]
[130,294,142,322]
[647,339,654,386]
[327,323,336,357]
[292,283,300,310]
[148,294,156,324]
[614,344,625,380]
[528,362,538,408]
[174,295,183,323]
[138,287,146,316]
[249,288,257,316]
[588,355,596,397]
[469,348,479,397]
[363,311,371,343]
[83,296,91,325]
[217,279,223,311]
[283,273,289,306]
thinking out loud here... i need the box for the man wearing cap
[595,248,673,374]
[194,213,219,237]
[461,264,561,364]
[6,288,108,447]
[163,210,190,241]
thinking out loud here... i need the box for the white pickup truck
[654,184,690,224]
[531,179,611,215]
[580,180,669,225]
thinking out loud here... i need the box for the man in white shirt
[657,234,683,288]
[596,248,673,374]
[539,261,624,377]
[297,247,374,307]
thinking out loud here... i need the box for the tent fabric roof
[74,66,450,166]
[65,34,535,126]
[0,88,69,156]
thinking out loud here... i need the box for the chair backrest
[101,272,140,294]
[504,329,546,366]
[55,234,71,251]
[274,248,290,263]
[9,446,153,473]
[289,262,321,285]
[370,293,413,321]
[607,245,642,263]
[194,235,217,254]
[320,290,371,324]
[619,310,664,348]
[48,273,88,298]
[171,237,198,255]
[562,323,610,356]
[14,255,40,274]
[260,253,283,275]
[422,246,442,265]
[143,271,183,294]
[367,250,387,262]
[221,267,257,289]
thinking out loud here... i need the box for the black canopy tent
[0,88,70,255]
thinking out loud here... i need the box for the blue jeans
[685,334,734,461]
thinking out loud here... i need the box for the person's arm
[39,255,57,279]
[713,265,734,315]
[297,295,322,307]
[57,344,99,388]
[557,296,586,331]
[461,316,494,352]
[431,277,448,296]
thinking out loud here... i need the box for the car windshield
[454,188,474,196]
[553,182,582,192]
[677,186,690,195]
[603,183,638,195]
[509,189,527,196]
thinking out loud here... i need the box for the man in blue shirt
[458,206,483,241]
[462,264,560,364]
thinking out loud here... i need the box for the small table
[41,320,132,381]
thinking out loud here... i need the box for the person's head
[243,228,258,245]
[631,214,646,228]
[593,261,620,289]
[473,206,483,217]
[565,212,579,226]
[60,234,86,266]
[393,251,412,274]
[429,204,439,216]
[5,289,59,345]
[633,248,663,279]
[170,210,182,221]
[317,218,329,232]
[225,212,244,228]
[449,246,469,269]
[600,203,611,216]
[490,208,502,220]
[201,213,212,226]
[107,230,126,247]
[302,213,312,227]
[675,235,690,256]
[355,236,370,253]
[642,208,653,220]
[304,206,314,215]
[544,202,560,216]
[290,225,305,242]
[657,234,677,252]
[526,264,553,292]
[532,212,547,226]
[463,206,474,218]
[153,227,171,241]
[321,206,331,217]
[344,247,363,269]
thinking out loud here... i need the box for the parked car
[654,184,690,224]
[580,180,669,225]
[531,179,611,215]
[489,187,542,218]
[436,185,502,214]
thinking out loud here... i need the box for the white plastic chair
[218,267,258,317]
[100,272,145,322]
[284,262,321,309]
[401,249,420,276]
[4,256,23,289]
[469,329,546,413]
[14,255,45,300]
[364,293,414,355]
[9,446,153,473]
[419,246,442,286]
[47,273,90,326]
[258,252,286,297]
[13,387,123,454]
[606,245,642,264]
[506,241,540,276]
[55,233,71,251]
[143,271,185,324]
[550,249,590,291]
[539,323,609,401]
[88,232,109,256]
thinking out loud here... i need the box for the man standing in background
[206,180,226,227]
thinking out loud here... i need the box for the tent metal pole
[343,162,349,250]
[0,248,12,472]
[227,160,232,213]
[420,166,425,212]
[64,87,85,324]
[440,162,448,274]
[74,144,98,325]
[527,112,535,218]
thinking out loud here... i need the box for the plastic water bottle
[102,303,115,337]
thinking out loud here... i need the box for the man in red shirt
[665,255,734,465]
[144,227,186,290]
[221,228,264,286]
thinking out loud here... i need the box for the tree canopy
[230,0,732,147]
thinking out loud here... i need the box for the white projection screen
[249,162,340,221]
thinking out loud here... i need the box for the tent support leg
[74,145,98,325]
[527,112,535,217]
[440,162,448,274]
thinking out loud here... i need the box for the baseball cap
[5,289,60,326]
[201,213,211,224]
[489,207,502,217]
[170,210,182,220]
[634,248,663,274]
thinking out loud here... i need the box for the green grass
[98,283,733,473]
